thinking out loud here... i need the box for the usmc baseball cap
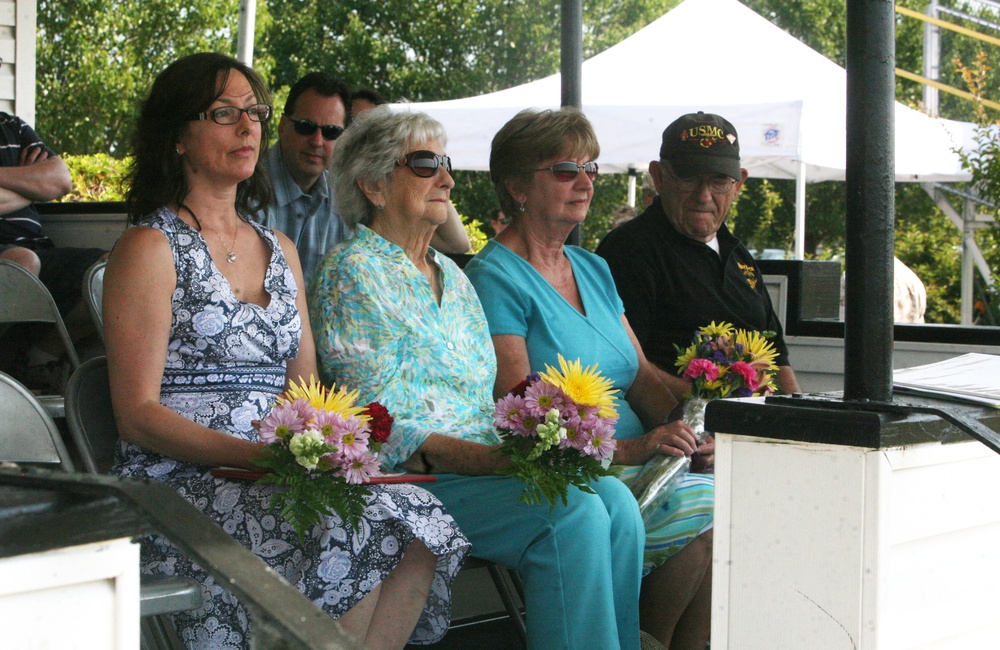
[660,111,741,180]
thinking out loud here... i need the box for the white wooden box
[0,537,140,649]
[713,433,1000,649]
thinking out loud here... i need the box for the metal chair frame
[0,258,81,368]
[83,259,106,343]
[65,356,201,650]
[0,259,83,420]
[0,370,75,472]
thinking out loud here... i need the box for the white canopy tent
[393,0,974,259]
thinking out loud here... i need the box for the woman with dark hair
[310,105,644,650]
[466,107,714,650]
[104,53,469,649]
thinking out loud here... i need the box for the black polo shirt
[596,196,789,374]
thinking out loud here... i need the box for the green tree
[36,0,269,156]
[261,0,671,101]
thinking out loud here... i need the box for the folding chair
[83,259,107,343]
[65,356,202,650]
[0,370,75,472]
[0,259,81,418]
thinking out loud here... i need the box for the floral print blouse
[308,225,500,471]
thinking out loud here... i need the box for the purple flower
[559,414,588,450]
[582,421,616,460]
[342,452,380,484]
[519,414,540,437]
[494,394,527,430]
[524,381,567,417]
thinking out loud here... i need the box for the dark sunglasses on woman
[535,161,599,182]
[285,115,346,141]
[397,150,452,178]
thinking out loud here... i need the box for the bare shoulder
[106,225,175,286]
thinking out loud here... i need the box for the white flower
[289,429,328,470]
[192,305,227,337]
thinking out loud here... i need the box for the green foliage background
[38,0,1000,323]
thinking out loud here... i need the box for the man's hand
[19,145,49,166]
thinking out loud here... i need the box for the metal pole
[562,0,583,246]
[961,202,976,325]
[794,162,806,260]
[236,0,257,66]
[561,0,583,109]
[924,0,941,116]
[844,0,895,401]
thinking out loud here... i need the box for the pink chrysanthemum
[259,405,306,444]
[312,408,347,441]
[342,452,380,484]
[493,394,527,430]
[571,404,600,421]
[559,414,588,450]
[582,422,616,460]
[523,382,567,417]
[334,416,371,457]
[519,414,540,437]
[287,397,319,424]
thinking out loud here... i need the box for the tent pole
[236,0,257,66]
[794,162,807,259]
[962,203,975,325]
[627,167,637,208]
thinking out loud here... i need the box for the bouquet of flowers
[253,376,393,542]
[493,355,622,509]
[630,322,778,523]
[674,321,780,402]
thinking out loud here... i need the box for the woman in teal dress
[465,107,714,650]
[309,106,645,650]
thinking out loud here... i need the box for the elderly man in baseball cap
[597,111,801,398]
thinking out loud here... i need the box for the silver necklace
[182,203,239,263]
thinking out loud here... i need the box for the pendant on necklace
[227,252,237,264]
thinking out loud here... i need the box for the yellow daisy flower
[539,354,619,418]
[735,329,779,370]
[700,321,735,338]
[281,375,369,420]
[674,342,700,372]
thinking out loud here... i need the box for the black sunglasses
[534,161,599,182]
[397,150,452,178]
[285,115,345,141]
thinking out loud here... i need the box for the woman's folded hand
[691,435,715,472]
[616,420,699,466]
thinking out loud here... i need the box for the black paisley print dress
[111,208,470,649]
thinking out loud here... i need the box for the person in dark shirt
[597,111,801,398]
[0,112,106,389]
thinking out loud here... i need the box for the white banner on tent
[393,100,803,175]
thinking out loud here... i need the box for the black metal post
[561,0,583,109]
[562,0,584,247]
[844,0,896,401]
